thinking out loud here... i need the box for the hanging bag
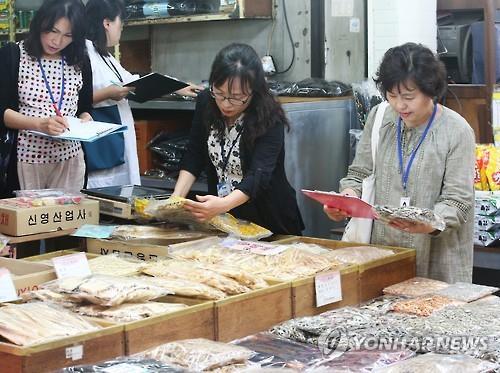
[82,105,125,171]
[342,101,388,243]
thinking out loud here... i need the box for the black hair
[206,43,289,148]
[85,0,126,56]
[374,42,447,101]
[24,0,86,67]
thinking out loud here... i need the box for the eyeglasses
[210,87,252,106]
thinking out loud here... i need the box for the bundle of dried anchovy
[374,205,446,231]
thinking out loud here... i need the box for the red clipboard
[302,189,376,219]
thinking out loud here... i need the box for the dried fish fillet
[139,338,254,371]
[324,246,394,265]
[76,302,188,322]
[143,260,251,295]
[88,255,146,277]
[375,205,446,231]
[0,303,100,346]
[142,276,227,300]
[48,275,170,306]
[383,277,450,298]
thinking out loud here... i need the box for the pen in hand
[52,104,70,132]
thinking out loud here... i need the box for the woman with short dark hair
[173,43,304,235]
[325,42,475,282]
[0,0,92,196]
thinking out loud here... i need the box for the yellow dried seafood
[141,276,227,300]
[76,302,188,322]
[142,260,251,295]
[209,213,272,240]
[0,303,100,346]
[88,255,145,277]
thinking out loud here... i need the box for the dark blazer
[180,90,304,235]
[0,42,93,198]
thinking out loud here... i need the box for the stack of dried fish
[88,255,146,277]
[0,303,100,345]
[139,338,255,371]
[390,295,463,317]
[323,246,394,265]
[75,302,188,323]
[45,275,170,307]
[111,224,206,245]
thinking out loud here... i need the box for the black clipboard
[124,72,189,103]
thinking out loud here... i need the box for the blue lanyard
[396,104,437,191]
[37,56,65,115]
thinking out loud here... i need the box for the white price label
[0,268,18,302]
[315,270,342,307]
[65,345,83,361]
[52,252,91,279]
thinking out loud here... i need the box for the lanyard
[99,53,123,82]
[37,56,65,116]
[220,127,243,178]
[397,104,437,191]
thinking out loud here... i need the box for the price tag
[315,270,342,307]
[65,345,83,361]
[0,268,18,302]
[52,252,91,279]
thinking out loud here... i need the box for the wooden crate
[274,236,416,304]
[22,250,100,264]
[124,297,215,355]
[0,324,124,373]
[289,265,359,318]
[215,282,292,342]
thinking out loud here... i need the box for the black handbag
[82,105,125,171]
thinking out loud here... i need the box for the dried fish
[383,277,450,298]
[375,205,446,231]
[434,282,499,302]
[391,295,463,317]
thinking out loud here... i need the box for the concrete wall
[138,0,312,83]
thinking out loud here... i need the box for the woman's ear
[102,18,111,30]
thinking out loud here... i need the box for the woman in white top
[84,0,201,188]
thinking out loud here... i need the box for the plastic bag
[375,205,446,231]
[62,357,186,372]
[289,78,351,97]
[391,295,464,317]
[435,282,499,302]
[351,80,383,128]
[138,338,255,371]
[323,246,394,265]
[383,277,450,298]
[45,275,171,307]
[209,213,272,240]
[88,254,147,277]
[373,352,499,373]
[13,188,84,206]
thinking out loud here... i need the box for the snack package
[209,213,272,240]
[486,146,500,191]
[375,205,446,231]
[475,144,494,191]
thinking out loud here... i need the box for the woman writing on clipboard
[324,43,475,283]
[0,0,92,196]
[84,0,202,188]
[172,43,304,235]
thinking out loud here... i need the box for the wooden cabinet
[437,0,498,142]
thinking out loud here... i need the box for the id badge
[217,182,232,197]
[400,197,411,207]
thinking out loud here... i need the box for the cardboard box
[0,199,99,236]
[22,250,100,265]
[0,257,55,296]
[86,238,170,261]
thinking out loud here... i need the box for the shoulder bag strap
[370,101,389,172]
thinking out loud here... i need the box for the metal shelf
[126,12,237,27]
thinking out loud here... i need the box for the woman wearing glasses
[172,43,304,235]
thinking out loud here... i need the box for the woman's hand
[389,218,436,234]
[184,194,229,222]
[323,188,359,221]
[79,112,93,122]
[37,116,69,135]
[107,84,134,101]
[175,83,204,98]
